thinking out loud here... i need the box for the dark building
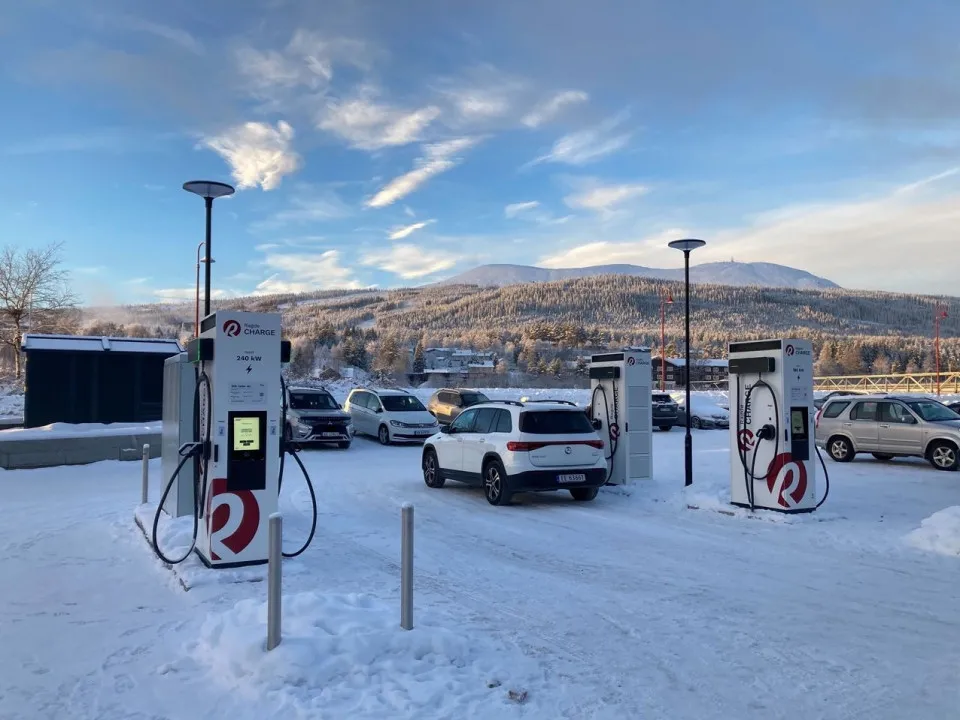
[21,334,183,428]
[652,357,729,388]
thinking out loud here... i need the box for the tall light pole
[194,241,216,337]
[935,302,949,396]
[668,238,706,487]
[183,180,235,319]
[660,291,674,392]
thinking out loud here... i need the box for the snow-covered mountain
[439,261,839,290]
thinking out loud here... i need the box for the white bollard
[400,503,414,630]
[267,513,282,651]
[141,444,150,504]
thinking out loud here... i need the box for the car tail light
[814,409,822,429]
[506,440,604,451]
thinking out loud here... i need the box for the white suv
[421,401,607,506]
[344,387,439,445]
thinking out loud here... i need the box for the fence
[814,372,960,395]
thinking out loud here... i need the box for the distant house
[411,347,498,385]
[652,357,729,387]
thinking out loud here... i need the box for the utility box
[728,338,817,513]
[161,352,196,518]
[588,347,653,485]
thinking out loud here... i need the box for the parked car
[652,392,679,431]
[946,401,960,414]
[421,400,606,506]
[344,388,439,445]
[426,388,491,426]
[283,385,353,449]
[674,396,730,429]
[813,390,863,410]
[815,393,960,470]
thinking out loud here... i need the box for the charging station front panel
[195,311,282,567]
[727,338,817,512]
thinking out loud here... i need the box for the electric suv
[815,394,960,471]
[284,385,353,449]
[421,401,607,506]
[652,393,679,431]
[426,388,491,426]
[344,388,438,445]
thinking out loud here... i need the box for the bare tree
[0,243,78,378]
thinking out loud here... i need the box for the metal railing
[814,372,960,395]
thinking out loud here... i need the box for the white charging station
[589,348,653,485]
[728,338,819,513]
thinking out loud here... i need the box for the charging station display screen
[233,416,261,452]
[791,409,806,437]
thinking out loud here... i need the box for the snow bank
[191,591,551,719]
[905,506,960,557]
[0,421,160,441]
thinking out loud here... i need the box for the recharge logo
[627,357,636,365]
[222,319,241,337]
[205,478,260,561]
[766,453,807,509]
[737,428,756,453]
[785,344,795,356]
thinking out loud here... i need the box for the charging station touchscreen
[233,416,260,452]
[791,410,805,436]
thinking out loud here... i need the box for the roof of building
[22,334,183,355]
[653,357,729,368]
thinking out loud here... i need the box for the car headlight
[390,420,406,428]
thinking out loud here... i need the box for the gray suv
[284,386,352,449]
[815,394,960,471]
[426,388,491,426]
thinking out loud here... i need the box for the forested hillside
[85,275,960,376]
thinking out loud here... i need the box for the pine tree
[412,340,426,374]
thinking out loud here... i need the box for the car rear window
[821,400,850,419]
[652,394,672,403]
[519,410,594,434]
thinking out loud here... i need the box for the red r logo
[766,454,807,508]
[205,478,260,561]
[738,428,755,453]
[222,319,241,337]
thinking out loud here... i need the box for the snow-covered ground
[0,421,160,441]
[0,386,23,420]
[2,416,960,719]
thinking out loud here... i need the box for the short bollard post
[400,503,414,630]
[141,444,150,504]
[267,513,282,651]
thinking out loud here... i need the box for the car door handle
[879,424,890,428]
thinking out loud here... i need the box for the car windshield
[381,395,426,412]
[288,392,338,410]
[460,392,489,406]
[905,400,960,422]
[519,410,595,434]
[652,394,672,403]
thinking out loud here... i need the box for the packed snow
[905,506,960,557]
[2,388,960,718]
[0,421,161,441]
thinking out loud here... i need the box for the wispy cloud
[252,185,355,230]
[201,121,301,191]
[366,137,479,208]
[255,249,361,294]
[564,182,649,213]
[388,220,435,240]
[433,64,528,125]
[97,15,204,54]
[528,112,632,166]
[361,244,462,279]
[318,87,441,150]
[522,90,589,128]
[153,287,238,301]
[504,201,540,218]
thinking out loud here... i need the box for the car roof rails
[520,398,579,406]
[488,399,524,407]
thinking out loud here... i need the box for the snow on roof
[22,334,182,354]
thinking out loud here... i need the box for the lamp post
[660,291,674,392]
[194,242,216,337]
[183,180,235,319]
[935,302,949,396]
[667,238,706,487]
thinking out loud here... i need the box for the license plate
[322,432,340,437]
[558,473,586,484]
[416,429,432,435]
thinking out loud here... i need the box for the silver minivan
[815,394,960,471]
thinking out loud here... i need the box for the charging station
[589,348,653,485]
[161,352,195,518]
[728,338,825,513]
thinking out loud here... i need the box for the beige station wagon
[814,394,960,471]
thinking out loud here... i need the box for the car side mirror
[592,419,603,431]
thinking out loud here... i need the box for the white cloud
[522,90,589,128]
[564,183,649,213]
[504,201,540,218]
[254,250,361,294]
[318,88,441,150]
[404,205,416,217]
[433,64,527,124]
[388,220,435,240]
[366,137,478,208]
[529,112,632,166]
[361,244,461,279]
[201,121,301,191]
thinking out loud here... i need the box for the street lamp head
[668,238,706,253]
[183,180,236,200]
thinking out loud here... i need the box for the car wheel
[691,416,702,429]
[378,424,391,446]
[828,436,855,462]
[422,449,445,488]
[928,441,959,471]
[872,453,894,461]
[483,459,513,506]
[659,425,672,432]
[338,441,351,450]
[570,487,599,502]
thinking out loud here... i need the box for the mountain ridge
[438,261,839,290]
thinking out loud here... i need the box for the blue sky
[1,0,959,304]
